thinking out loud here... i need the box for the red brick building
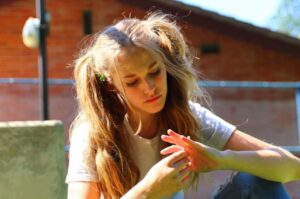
[1,0,300,79]
[1,0,300,197]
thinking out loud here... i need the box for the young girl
[66,13,300,199]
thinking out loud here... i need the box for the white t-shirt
[66,102,236,198]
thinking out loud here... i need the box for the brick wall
[1,0,299,80]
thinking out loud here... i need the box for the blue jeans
[213,172,291,199]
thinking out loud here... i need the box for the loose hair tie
[98,74,106,82]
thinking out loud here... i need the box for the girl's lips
[145,95,161,103]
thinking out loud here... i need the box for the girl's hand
[161,129,224,173]
[140,150,191,198]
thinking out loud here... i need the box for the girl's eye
[126,80,138,87]
[125,68,160,87]
[149,68,160,76]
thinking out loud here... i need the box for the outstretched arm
[161,129,300,183]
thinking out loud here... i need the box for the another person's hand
[140,150,191,198]
[161,129,224,173]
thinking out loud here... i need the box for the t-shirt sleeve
[189,101,236,150]
[65,123,99,183]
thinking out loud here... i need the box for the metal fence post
[36,0,49,120]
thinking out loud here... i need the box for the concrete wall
[0,120,67,199]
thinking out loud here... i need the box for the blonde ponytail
[73,51,139,198]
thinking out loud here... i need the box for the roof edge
[119,0,300,56]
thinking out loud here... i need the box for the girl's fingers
[181,135,194,145]
[172,158,190,171]
[181,172,191,190]
[165,129,188,146]
[160,145,184,155]
[167,129,191,147]
[177,167,190,181]
[167,129,182,138]
[181,135,200,149]
[173,166,191,190]
[161,134,177,145]
[164,149,187,166]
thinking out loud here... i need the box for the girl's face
[112,46,168,117]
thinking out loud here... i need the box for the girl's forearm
[220,146,300,183]
[121,180,155,199]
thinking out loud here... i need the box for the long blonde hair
[72,12,203,198]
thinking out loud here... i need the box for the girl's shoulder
[188,101,201,110]
[188,101,209,116]
[70,120,91,145]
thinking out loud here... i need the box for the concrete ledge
[0,120,67,199]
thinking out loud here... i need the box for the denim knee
[213,172,291,199]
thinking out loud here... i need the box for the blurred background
[0,0,299,198]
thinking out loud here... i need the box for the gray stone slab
[0,120,67,199]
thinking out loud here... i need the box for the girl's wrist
[217,149,235,170]
[134,179,157,199]
[121,180,154,199]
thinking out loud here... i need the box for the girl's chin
[144,104,165,114]
[130,100,166,116]
[133,105,163,116]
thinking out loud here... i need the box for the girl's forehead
[116,46,156,73]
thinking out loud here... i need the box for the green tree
[269,0,300,37]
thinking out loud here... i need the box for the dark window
[200,43,220,54]
[83,10,92,35]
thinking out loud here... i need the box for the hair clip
[98,74,106,82]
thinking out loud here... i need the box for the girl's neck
[127,111,160,139]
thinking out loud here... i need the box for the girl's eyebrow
[123,61,157,78]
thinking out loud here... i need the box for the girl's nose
[143,78,156,96]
